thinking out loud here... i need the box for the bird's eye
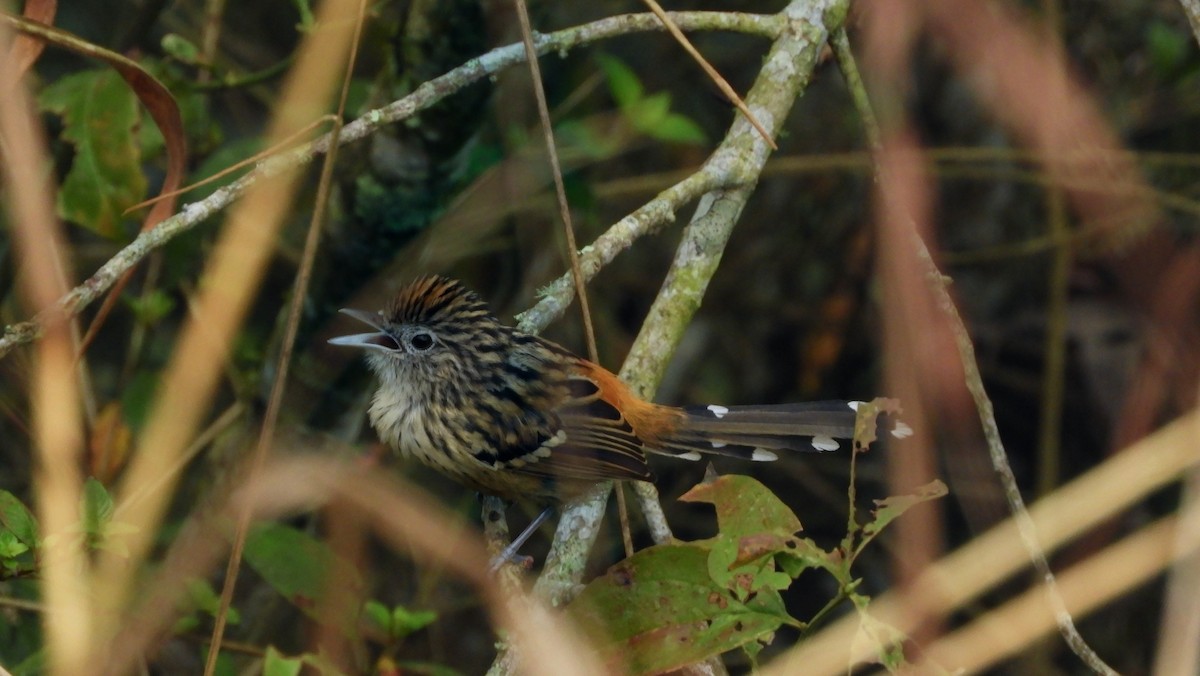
[408,330,436,352]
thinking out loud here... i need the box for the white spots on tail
[710,440,727,449]
[891,421,914,439]
[707,404,729,418]
[848,401,863,411]
[751,449,778,461]
[677,451,702,461]
[812,435,840,452]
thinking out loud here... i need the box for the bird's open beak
[328,308,400,352]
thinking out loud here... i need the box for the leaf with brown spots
[569,543,789,675]
[679,473,802,540]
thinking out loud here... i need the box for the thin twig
[835,24,1118,676]
[0,21,92,673]
[511,0,635,564]
[643,0,777,150]
[527,0,844,613]
[0,11,783,360]
[512,0,599,365]
[202,1,367,672]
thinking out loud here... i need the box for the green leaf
[553,119,620,159]
[651,113,706,145]
[679,474,803,541]
[124,290,175,325]
[161,34,200,64]
[1147,21,1190,76]
[390,606,437,639]
[856,479,948,557]
[0,531,29,559]
[185,577,240,625]
[628,92,671,131]
[570,543,787,675]
[39,69,147,238]
[262,648,348,676]
[262,647,303,676]
[81,477,114,539]
[120,371,160,433]
[363,600,390,633]
[0,490,39,547]
[595,54,643,110]
[244,523,361,626]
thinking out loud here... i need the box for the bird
[330,275,910,505]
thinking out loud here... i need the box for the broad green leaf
[244,523,362,628]
[628,92,671,131]
[120,371,159,433]
[0,532,29,559]
[362,600,391,634]
[652,113,706,145]
[160,33,200,64]
[679,474,803,541]
[185,578,240,625]
[390,606,437,639]
[262,647,303,676]
[40,69,146,238]
[570,543,787,675]
[596,54,643,110]
[0,490,38,547]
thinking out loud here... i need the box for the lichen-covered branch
[529,0,851,611]
[0,11,784,359]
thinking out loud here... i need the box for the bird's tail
[651,400,909,461]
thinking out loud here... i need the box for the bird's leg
[487,506,555,574]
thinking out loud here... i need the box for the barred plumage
[331,276,907,501]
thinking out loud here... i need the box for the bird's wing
[468,342,652,483]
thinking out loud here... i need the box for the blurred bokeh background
[2,0,1199,673]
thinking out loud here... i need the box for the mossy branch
[0,11,785,359]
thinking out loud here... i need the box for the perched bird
[330,276,908,504]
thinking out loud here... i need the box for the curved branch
[529,0,850,608]
[0,11,783,359]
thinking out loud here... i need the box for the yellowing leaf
[40,69,146,238]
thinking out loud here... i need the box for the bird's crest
[385,276,495,328]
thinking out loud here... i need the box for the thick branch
[0,11,783,359]
[529,0,850,610]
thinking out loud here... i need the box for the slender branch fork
[0,11,782,358]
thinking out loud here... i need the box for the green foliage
[596,54,706,145]
[161,33,202,65]
[124,289,176,325]
[568,473,944,674]
[79,477,137,557]
[120,371,160,433]
[1,479,144,574]
[568,402,947,674]
[39,69,147,238]
[174,577,241,634]
[1146,21,1191,77]
[362,599,438,642]
[243,523,363,628]
[0,491,38,578]
[261,646,344,676]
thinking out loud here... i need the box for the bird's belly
[369,395,569,501]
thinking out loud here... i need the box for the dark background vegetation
[2,0,1199,673]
